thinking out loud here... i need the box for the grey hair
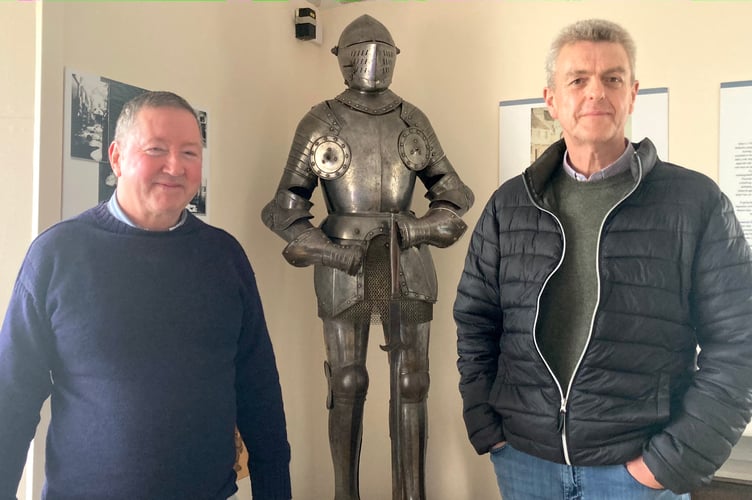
[113,91,199,143]
[545,19,636,89]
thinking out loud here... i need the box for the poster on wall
[719,80,752,237]
[498,87,669,185]
[63,68,209,221]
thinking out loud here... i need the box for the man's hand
[625,456,664,489]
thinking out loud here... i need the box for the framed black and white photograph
[69,73,108,162]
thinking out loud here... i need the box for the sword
[383,212,405,499]
[381,212,403,353]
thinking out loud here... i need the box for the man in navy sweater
[0,91,291,499]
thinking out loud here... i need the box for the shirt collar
[107,192,187,231]
[563,140,634,182]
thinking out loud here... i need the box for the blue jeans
[490,443,690,500]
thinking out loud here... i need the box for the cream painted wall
[0,3,34,334]
[1,5,36,500]
[2,1,752,500]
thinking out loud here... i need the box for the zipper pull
[557,400,567,433]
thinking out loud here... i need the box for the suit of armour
[262,15,473,500]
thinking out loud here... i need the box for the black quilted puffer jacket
[454,138,752,494]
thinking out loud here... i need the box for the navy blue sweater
[0,203,291,499]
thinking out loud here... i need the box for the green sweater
[537,168,633,388]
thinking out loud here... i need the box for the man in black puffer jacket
[454,18,752,499]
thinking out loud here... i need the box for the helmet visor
[340,42,397,91]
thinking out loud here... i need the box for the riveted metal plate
[310,136,351,180]
[398,127,430,171]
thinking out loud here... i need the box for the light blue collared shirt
[107,192,187,231]
[563,140,635,182]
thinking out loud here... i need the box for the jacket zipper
[522,151,645,465]
[557,399,567,433]
[522,178,570,458]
